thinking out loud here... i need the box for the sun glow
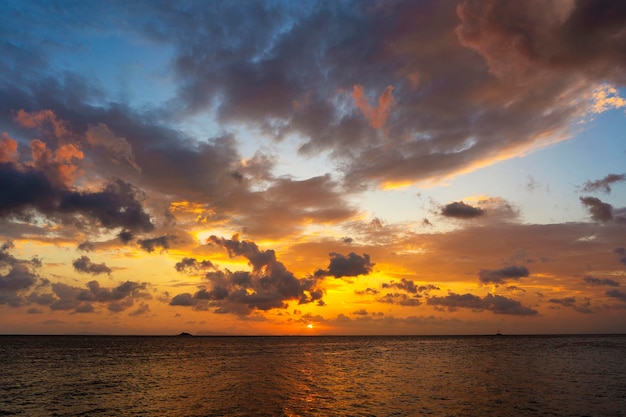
[307,323,314,329]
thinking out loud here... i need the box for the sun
[307,323,314,329]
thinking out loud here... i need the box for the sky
[1,0,625,335]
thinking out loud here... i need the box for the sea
[1,334,625,417]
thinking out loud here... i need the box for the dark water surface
[1,334,625,416]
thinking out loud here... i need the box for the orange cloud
[352,84,395,129]
[29,139,84,186]
[0,132,19,163]
[406,72,420,90]
[591,84,626,114]
[30,139,53,168]
[14,109,70,140]
[55,143,84,163]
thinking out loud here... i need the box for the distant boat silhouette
[495,330,503,336]
[177,332,193,337]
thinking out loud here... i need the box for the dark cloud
[138,235,175,253]
[441,201,484,219]
[170,286,229,308]
[195,286,229,301]
[456,0,626,81]
[174,257,214,274]
[579,196,614,222]
[170,235,324,314]
[0,163,154,232]
[605,289,626,303]
[61,179,154,232]
[382,279,439,294]
[80,280,147,302]
[581,174,626,194]
[383,278,419,293]
[355,288,380,296]
[583,276,620,287]
[352,309,369,316]
[118,230,134,244]
[315,252,374,278]
[548,297,592,314]
[614,208,626,224]
[72,256,112,276]
[2,0,625,194]
[75,303,95,313]
[100,0,618,188]
[0,264,38,307]
[377,293,422,307]
[40,279,149,313]
[427,292,537,315]
[0,241,40,307]
[77,241,95,252]
[169,293,194,307]
[1,1,625,333]
[129,303,150,316]
[478,265,530,284]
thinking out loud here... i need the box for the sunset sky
[1,0,625,335]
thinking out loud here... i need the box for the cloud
[65,179,155,231]
[441,201,484,219]
[427,292,537,315]
[118,230,134,244]
[138,235,175,253]
[0,241,41,307]
[355,288,380,296]
[581,173,626,194]
[381,279,439,294]
[222,174,357,240]
[129,303,150,316]
[579,196,614,222]
[583,276,620,287]
[1,1,625,334]
[548,297,592,314]
[605,289,626,303]
[478,265,530,284]
[315,252,374,278]
[377,292,422,307]
[0,0,622,198]
[174,257,214,274]
[29,139,84,187]
[170,293,194,307]
[77,241,96,252]
[591,84,626,113]
[118,0,621,190]
[170,235,324,314]
[45,279,149,313]
[85,123,140,171]
[0,163,154,231]
[72,256,112,276]
[14,109,71,140]
[0,133,18,163]
[351,85,395,130]
[456,0,626,82]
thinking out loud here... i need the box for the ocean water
[1,335,625,416]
